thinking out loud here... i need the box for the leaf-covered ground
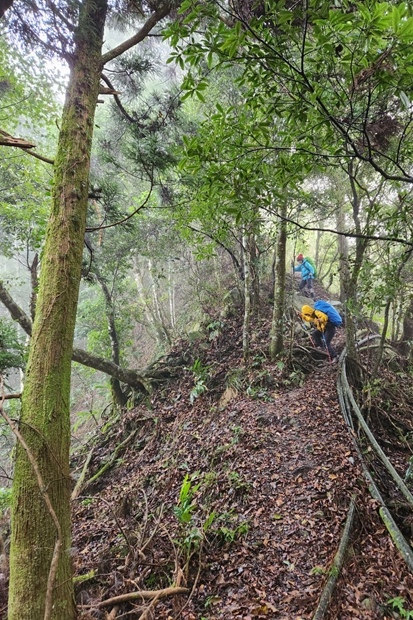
[69,293,413,620]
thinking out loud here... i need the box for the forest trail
[70,315,413,619]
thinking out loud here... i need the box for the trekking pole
[321,333,332,362]
[296,311,317,348]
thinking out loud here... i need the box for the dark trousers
[299,278,314,297]
[312,323,337,358]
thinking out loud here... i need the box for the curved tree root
[312,497,356,620]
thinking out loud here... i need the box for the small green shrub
[387,597,413,619]
[217,521,249,543]
[188,359,210,404]
[0,487,11,515]
[173,472,200,524]
[0,318,25,374]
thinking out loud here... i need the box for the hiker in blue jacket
[301,300,343,363]
[292,254,315,299]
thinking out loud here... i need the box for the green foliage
[212,511,250,544]
[206,320,224,341]
[0,37,61,260]
[0,319,25,374]
[245,384,272,401]
[81,498,94,507]
[217,521,249,543]
[227,470,250,493]
[225,367,245,391]
[283,368,305,387]
[309,565,326,576]
[173,472,201,524]
[188,359,210,404]
[172,473,219,562]
[189,379,208,404]
[0,487,12,515]
[229,425,243,445]
[387,597,413,619]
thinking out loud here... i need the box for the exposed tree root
[312,498,356,620]
[79,429,138,494]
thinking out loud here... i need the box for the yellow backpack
[301,305,328,332]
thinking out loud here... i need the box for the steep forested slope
[60,287,413,620]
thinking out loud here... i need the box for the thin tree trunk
[248,231,260,312]
[269,204,287,359]
[336,203,349,305]
[94,269,128,406]
[315,226,322,282]
[148,258,172,346]
[400,294,413,361]
[29,252,39,320]
[8,2,108,618]
[134,259,170,348]
[168,260,176,330]
[343,161,368,362]
[242,230,251,359]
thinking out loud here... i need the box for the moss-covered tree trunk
[8,1,108,618]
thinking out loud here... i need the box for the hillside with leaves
[29,284,412,620]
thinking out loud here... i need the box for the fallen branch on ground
[96,586,189,608]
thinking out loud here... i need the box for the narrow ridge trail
[73,357,413,619]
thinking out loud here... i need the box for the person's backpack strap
[303,259,315,278]
[304,256,317,278]
[314,310,328,332]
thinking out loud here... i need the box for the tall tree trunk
[242,230,251,359]
[168,260,176,330]
[336,203,349,305]
[148,258,172,346]
[8,1,108,618]
[29,252,39,320]
[314,226,322,282]
[269,204,287,359]
[134,258,171,348]
[247,231,260,312]
[400,294,413,361]
[343,161,368,362]
[94,269,128,407]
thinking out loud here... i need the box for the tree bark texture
[269,203,287,359]
[8,1,108,618]
[344,161,368,361]
[94,269,128,405]
[242,230,251,359]
[400,294,413,360]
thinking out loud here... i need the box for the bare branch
[0,130,55,164]
[96,586,189,608]
[101,4,171,66]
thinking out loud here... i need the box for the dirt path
[73,358,413,619]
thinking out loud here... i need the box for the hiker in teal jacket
[292,254,315,299]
